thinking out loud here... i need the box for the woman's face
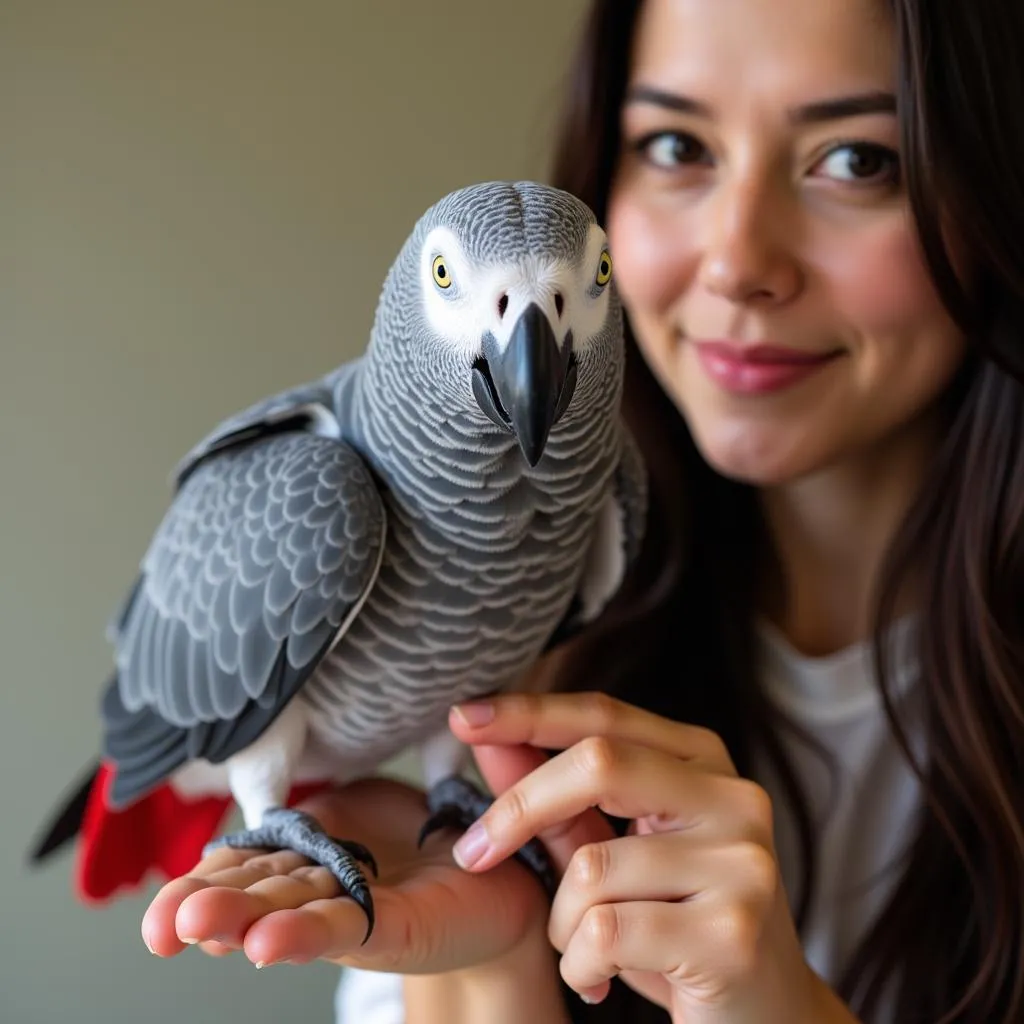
[607,0,967,485]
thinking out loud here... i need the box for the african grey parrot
[29,180,647,941]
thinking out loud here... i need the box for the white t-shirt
[752,615,923,998]
[334,617,924,1022]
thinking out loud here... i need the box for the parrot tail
[29,761,329,903]
[28,762,98,862]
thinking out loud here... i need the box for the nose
[698,172,803,306]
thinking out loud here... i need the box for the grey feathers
[615,426,648,568]
[97,180,647,807]
[422,181,595,267]
[172,375,343,487]
[113,432,384,739]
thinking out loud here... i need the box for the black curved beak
[471,303,577,466]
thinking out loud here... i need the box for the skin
[608,0,965,653]
[142,1,966,1020]
[140,775,548,972]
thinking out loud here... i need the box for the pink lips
[693,340,840,395]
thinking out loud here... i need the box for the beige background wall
[1,3,590,1021]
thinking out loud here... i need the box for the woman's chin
[687,419,824,488]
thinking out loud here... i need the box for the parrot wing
[544,423,648,650]
[103,426,386,808]
[168,360,360,490]
[612,421,649,569]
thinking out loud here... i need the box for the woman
[141,1,1024,1021]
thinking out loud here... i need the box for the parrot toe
[418,775,559,900]
[203,807,379,942]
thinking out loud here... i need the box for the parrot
[28,180,648,942]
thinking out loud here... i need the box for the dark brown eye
[817,143,901,185]
[638,130,709,169]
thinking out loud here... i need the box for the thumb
[471,743,615,877]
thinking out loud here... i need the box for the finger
[549,833,695,951]
[453,738,771,872]
[173,868,343,952]
[197,939,237,957]
[199,849,319,890]
[558,901,686,999]
[181,844,261,879]
[563,880,785,1004]
[450,692,736,774]
[141,849,323,954]
[471,742,616,877]
[241,882,471,970]
[472,742,547,795]
[241,898,371,967]
[142,877,213,957]
[618,970,674,1012]
[548,834,777,953]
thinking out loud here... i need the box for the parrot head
[372,181,623,467]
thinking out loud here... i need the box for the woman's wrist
[404,923,570,1024]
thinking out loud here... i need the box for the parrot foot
[417,775,559,900]
[203,807,379,943]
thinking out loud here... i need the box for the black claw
[427,775,493,819]
[417,806,470,850]
[331,838,379,879]
[203,807,379,941]
[512,836,560,899]
[349,880,375,945]
[423,775,560,901]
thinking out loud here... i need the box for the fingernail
[579,987,607,1005]
[255,961,266,970]
[142,934,156,955]
[451,701,495,727]
[452,821,490,869]
[180,937,199,945]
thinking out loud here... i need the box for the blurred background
[1,2,590,1020]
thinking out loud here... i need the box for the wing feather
[102,430,386,804]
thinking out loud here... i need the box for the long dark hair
[542,2,1024,1022]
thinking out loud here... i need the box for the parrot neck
[341,341,623,549]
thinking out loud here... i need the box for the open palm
[141,775,548,975]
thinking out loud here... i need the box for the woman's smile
[687,338,844,395]
[607,0,966,485]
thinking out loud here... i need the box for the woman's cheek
[811,216,967,420]
[607,197,690,314]
[815,218,953,340]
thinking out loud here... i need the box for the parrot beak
[471,303,577,467]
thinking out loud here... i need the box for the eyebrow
[624,85,897,124]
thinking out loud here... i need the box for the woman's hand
[140,755,615,980]
[448,692,851,1023]
[139,775,555,975]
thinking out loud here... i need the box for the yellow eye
[432,254,452,289]
[596,249,612,286]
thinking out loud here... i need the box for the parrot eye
[595,249,612,287]
[432,255,452,289]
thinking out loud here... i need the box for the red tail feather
[76,762,329,902]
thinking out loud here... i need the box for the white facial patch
[419,223,613,360]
